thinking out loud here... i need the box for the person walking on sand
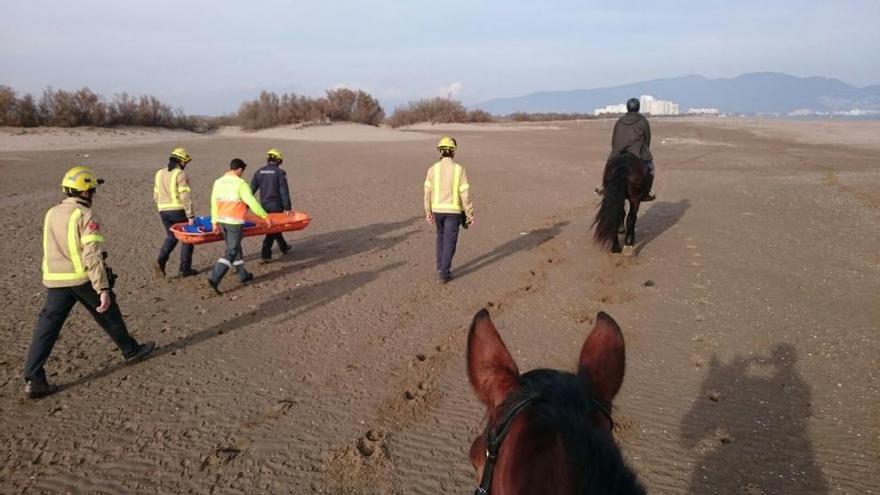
[251,148,292,263]
[424,137,475,284]
[24,167,154,399]
[154,147,199,278]
[207,159,270,294]
[596,97,656,201]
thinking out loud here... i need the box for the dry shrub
[0,85,19,125]
[236,89,384,130]
[387,98,495,128]
[0,86,42,127]
[16,95,41,127]
[325,88,385,125]
[0,85,213,131]
[38,87,108,126]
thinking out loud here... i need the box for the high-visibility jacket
[210,171,268,225]
[154,166,194,218]
[424,157,474,220]
[41,197,111,292]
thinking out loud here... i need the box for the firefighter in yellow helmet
[24,167,154,399]
[250,148,293,263]
[424,137,475,284]
[154,147,198,278]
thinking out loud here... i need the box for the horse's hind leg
[623,199,640,256]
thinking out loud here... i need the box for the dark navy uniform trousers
[434,213,461,279]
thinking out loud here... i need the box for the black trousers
[434,213,461,279]
[261,208,289,260]
[24,283,139,383]
[157,210,194,272]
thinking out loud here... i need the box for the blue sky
[2,0,878,114]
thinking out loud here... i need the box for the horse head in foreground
[593,153,648,255]
[467,309,645,494]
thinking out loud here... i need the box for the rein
[474,393,615,495]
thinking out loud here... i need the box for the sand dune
[0,126,210,152]
[217,123,436,142]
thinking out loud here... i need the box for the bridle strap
[474,394,616,495]
[591,397,615,431]
[475,395,537,495]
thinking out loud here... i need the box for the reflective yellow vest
[154,168,191,212]
[426,159,470,214]
[42,198,109,291]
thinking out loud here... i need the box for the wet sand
[0,119,877,493]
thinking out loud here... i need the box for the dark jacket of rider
[609,112,653,162]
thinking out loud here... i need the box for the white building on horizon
[593,103,628,115]
[686,107,720,115]
[594,95,680,116]
[639,95,679,115]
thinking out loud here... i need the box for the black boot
[154,260,166,278]
[124,341,155,363]
[25,380,59,399]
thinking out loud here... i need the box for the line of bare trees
[386,97,493,128]
[0,86,212,131]
[237,88,385,130]
[2,84,587,131]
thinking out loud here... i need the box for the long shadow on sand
[680,344,828,494]
[453,221,569,279]
[633,199,690,255]
[214,216,419,293]
[60,261,405,393]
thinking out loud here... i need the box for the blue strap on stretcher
[180,216,256,233]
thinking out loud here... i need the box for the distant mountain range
[476,72,880,115]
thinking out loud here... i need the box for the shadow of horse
[680,344,828,494]
[454,221,569,279]
[633,199,690,255]
[60,261,406,393]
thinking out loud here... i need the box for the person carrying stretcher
[251,148,292,263]
[207,159,270,294]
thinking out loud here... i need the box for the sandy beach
[0,118,877,494]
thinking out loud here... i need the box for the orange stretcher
[170,212,312,245]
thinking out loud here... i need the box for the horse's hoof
[622,245,634,256]
[611,246,622,254]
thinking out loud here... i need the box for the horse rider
[24,167,154,399]
[250,148,292,263]
[597,97,656,201]
[424,136,475,284]
[154,147,199,278]
[207,158,270,294]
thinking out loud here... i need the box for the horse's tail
[593,159,628,246]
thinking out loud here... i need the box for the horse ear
[578,312,626,404]
[467,309,520,409]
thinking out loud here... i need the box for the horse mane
[495,369,645,495]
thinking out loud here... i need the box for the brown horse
[467,309,645,494]
[593,153,648,255]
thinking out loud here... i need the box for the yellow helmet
[170,147,191,164]
[61,166,103,191]
[267,148,284,161]
[437,136,457,151]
